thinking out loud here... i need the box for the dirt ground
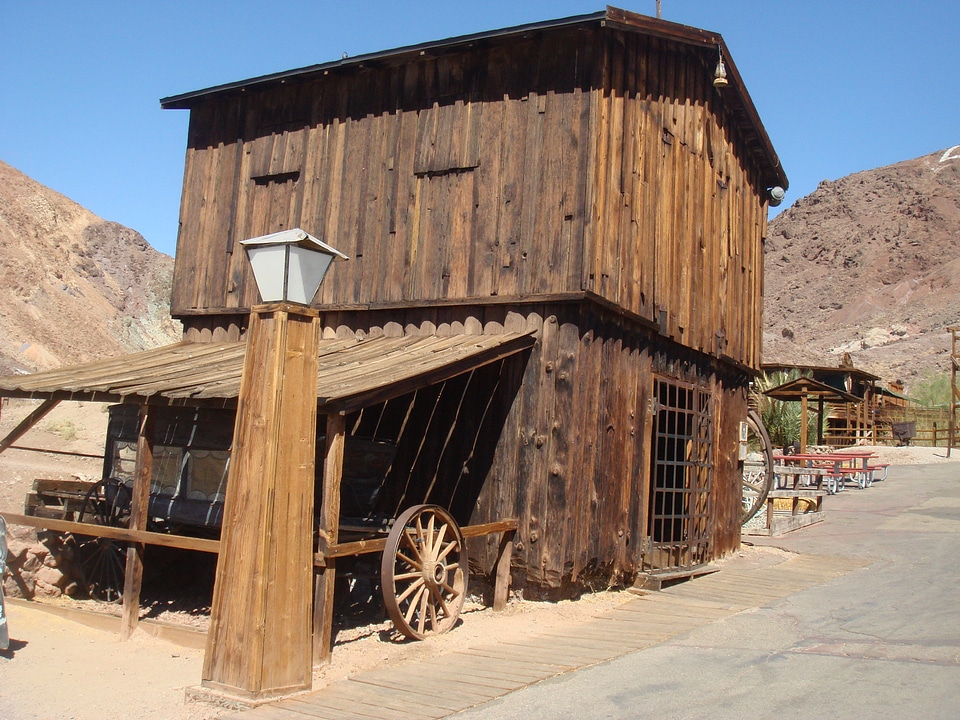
[1,397,958,720]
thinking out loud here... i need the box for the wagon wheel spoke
[428,582,452,618]
[396,549,422,571]
[381,504,469,640]
[404,585,427,625]
[400,530,424,564]
[417,585,430,635]
[438,575,462,598]
[395,576,425,605]
[436,537,458,563]
[393,570,421,581]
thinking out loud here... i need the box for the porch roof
[0,332,535,413]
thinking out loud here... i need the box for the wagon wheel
[76,478,132,603]
[741,410,774,524]
[380,504,468,640]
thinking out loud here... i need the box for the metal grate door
[644,377,713,574]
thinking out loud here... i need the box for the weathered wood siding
[173,28,769,370]
[318,306,745,592]
[585,35,768,369]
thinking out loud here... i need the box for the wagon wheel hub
[423,559,446,585]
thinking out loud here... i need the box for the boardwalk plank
[280,694,435,720]
[350,673,495,707]
[417,654,557,683]
[236,550,865,720]
[329,682,453,717]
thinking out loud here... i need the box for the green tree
[910,371,951,408]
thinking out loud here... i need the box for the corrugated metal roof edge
[159,10,608,109]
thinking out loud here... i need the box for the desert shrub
[43,418,79,442]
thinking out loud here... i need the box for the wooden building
[156,6,786,592]
[1,6,786,617]
[761,361,881,447]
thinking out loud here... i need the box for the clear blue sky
[1,1,957,257]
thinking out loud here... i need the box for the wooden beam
[315,519,520,564]
[121,405,154,641]
[493,528,515,612]
[800,394,808,454]
[313,412,345,666]
[0,513,220,553]
[0,398,60,454]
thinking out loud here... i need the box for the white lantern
[241,229,348,305]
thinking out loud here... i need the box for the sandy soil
[1,397,958,720]
[0,574,638,720]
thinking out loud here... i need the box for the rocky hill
[0,160,180,375]
[764,146,960,393]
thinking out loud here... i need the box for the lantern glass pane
[245,245,288,302]
[287,245,334,304]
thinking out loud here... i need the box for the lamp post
[201,229,346,703]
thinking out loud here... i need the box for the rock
[5,538,32,563]
[20,552,44,573]
[34,564,67,597]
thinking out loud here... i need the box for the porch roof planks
[0,332,535,413]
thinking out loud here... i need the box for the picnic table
[774,452,887,494]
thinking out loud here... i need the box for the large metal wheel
[380,504,468,640]
[76,478,131,602]
[741,410,775,524]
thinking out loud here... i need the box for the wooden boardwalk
[222,553,864,719]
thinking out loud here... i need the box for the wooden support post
[202,304,321,702]
[949,327,958,458]
[817,396,824,446]
[493,528,515,612]
[313,412,344,666]
[0,398,60,455]
[800,394,808,454]
[121,405,154,640]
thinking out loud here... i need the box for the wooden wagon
[15,401,515,641]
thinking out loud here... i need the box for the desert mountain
[0,160,180,375]
[764,146,960,392]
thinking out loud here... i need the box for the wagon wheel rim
[741,410,774,524]
[76,478,131,603]
[380,504,468,640]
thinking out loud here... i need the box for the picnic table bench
[762,487,828,535]
[775,452,882,492]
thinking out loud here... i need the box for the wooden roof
[760,362,881,382]
[0,333,535,413]
[763,377,860,404]
[160,7,786,190]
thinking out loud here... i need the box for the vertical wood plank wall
[313,304,745,593]
[172,29,769,371]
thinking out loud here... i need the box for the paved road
[452,462,960,719]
